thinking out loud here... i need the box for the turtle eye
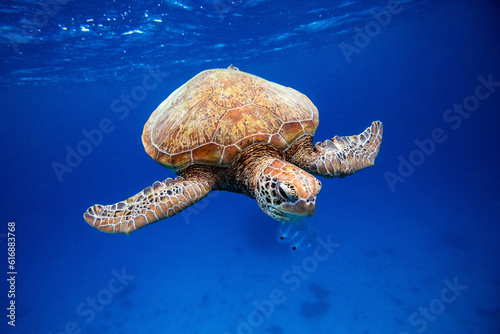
[278,183,297,202]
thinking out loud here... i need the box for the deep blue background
[1,0,499,333]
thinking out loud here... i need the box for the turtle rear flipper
[84,177,213,234]
[302,121,383,178]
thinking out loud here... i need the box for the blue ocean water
[1,0,500,333]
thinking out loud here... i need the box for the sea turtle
[84,65,383,234]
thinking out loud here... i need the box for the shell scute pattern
[142,68,319,170]
[210,75,254,109]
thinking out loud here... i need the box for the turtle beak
[279,196,316,220]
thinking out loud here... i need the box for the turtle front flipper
[295,121,383,178]
[84,177,213,234]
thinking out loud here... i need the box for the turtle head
[255,160,322,222]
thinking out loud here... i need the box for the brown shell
[142,68,319,170]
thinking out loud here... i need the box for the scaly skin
[230,144,322,222]
[250,158,321,222]
[84,176,214,234]
[286,121,383,178]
